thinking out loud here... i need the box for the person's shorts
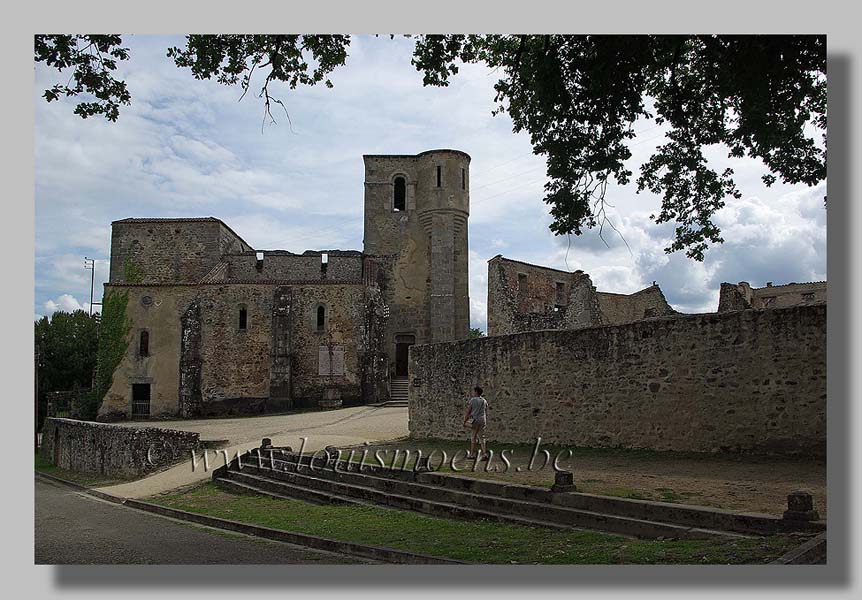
[471,418,486,431]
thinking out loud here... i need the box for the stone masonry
[487,255,676,336]
[41,417,201,478]
[409,305,826,457]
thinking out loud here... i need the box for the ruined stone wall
[288,284,370,406]
[718,283,753,312]
[487,256,602,335]
[109,219,248,284]
[41,418,200,478]
[720,281,828,311]
[596,286,676,323]
[488,256,677,335]
[409,305,826,457]
[99,279,384,419]
[221,251,364,282]
[197,284,277,415]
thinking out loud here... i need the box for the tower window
[436,165,442,187]
[238,307,248,330]
[461,168,466,190]
[393,177,406,211]
[321,252,329,275]
[139,330,149,357]
[316,305,326,332]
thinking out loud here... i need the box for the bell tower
[363,149,470,375]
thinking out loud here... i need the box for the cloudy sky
[34,35,827,331]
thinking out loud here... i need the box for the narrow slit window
[461,168,466,190]
[436,165,442,187]
[321,252,329,275]
[393,177,406,211]
[316,305,326,332]
[239,307,248,330]
[139,330,149,357]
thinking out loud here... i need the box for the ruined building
[717,280,827,312]
[97,149,471,420]
[487,255,827,336]
[487,256,677,336]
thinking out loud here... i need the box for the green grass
[34,451,125,487]
[150,482,800,564]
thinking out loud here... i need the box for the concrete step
[220,470,360,506]
[220,459,735,540]
[218,467,591,534]
[236,452,818,537]
[414,471,808,536]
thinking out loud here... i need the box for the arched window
[238,306,248,330]
[393,176,406,211]
[316,305,326,332]
[139,330,149,357]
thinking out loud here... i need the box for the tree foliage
[34,34,826,260]
[167,35,350,129]
[34,309,100,426]
[34,35,130,121]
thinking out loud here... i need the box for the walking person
[463,386,489,460]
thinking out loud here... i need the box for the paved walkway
[36,478,367,564]
[96,405,408,499]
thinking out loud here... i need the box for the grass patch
[34,451,125,487]
[150,482,800,565]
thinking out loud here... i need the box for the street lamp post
[83,257,95,316]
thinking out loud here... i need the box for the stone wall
[220,251,364,282]
[98,280,388,418]
[41,418,201,478]
[596,286,676,322]
[109,218,252,284]
[409,305,826,457]
[197,284,276,414]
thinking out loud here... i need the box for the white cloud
[44,294,86,315]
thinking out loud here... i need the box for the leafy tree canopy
[34,310,100,424]
[34,34,826,260]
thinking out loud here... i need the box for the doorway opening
[394,334,415,378]
[132,383,151,419]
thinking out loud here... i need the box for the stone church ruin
[98,149,471,419]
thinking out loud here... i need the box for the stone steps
[389,378,409,401]
[218,465,603,533]
[215,455,742,540]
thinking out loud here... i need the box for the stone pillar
[783,491,820,521]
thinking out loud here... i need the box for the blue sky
[34,35,827,331]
